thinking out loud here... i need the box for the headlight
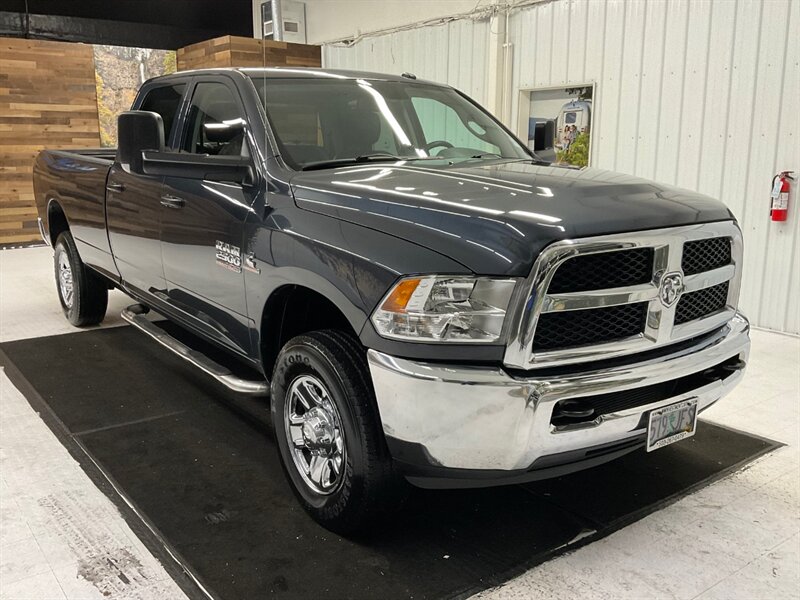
[371,276,518,342]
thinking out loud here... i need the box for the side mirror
[117,111,165,175]
[203,120,245,144]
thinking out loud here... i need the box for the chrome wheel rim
[284,375,346,495]
[57,253,74,308]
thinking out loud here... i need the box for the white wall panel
[777,0,800,334]
[653,0,689,185]
[323,18,490,105]
[615,0,647,176]
[739,0,797,333]
[299,0,479,44]
[674,0,711,191]
[633,0,668,181]
[696,0,737,199]
[596,0,626,169]
[323,0,799,333]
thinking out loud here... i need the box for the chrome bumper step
[121,304,269,396]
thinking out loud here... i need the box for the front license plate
[647,398,698,452]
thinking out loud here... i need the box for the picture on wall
[527,85,593,167]
[93,45,177,147]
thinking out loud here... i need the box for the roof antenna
[401,72,417,80]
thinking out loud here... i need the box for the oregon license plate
[646,398,698,452]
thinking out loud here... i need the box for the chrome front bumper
[367,314,750,476]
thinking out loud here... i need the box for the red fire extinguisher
[770,171,794,222]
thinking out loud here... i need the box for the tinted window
[249,77,529,169]
[139,84,185,148]
[564,112,577,124]
[182,82,247,157]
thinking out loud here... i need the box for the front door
[107,81,186,298]
[159,78,257,355]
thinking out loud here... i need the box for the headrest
[341,110,381,146]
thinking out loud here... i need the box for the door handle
[160,195,185,209]
[107,182,126,193]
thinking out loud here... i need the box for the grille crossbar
[504,222,743,369]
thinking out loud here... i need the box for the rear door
[106,81,186,295]
[159,76,258,355]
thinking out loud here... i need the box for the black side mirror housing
[117,111,165,174]
[141,151,253,184]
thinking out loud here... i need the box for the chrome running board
[121,304,269,396]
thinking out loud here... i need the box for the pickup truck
[33,67,750,534]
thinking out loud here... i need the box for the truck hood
[290,160,733,276]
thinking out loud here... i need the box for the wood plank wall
[0,35,321,247]
[177,35,321,71]
[1,37,101,247]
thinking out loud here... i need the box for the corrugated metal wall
[323,0,799,334]
[324,18,490,105]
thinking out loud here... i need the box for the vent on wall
[262,0,306,44]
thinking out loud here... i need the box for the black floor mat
[0,327,778,600]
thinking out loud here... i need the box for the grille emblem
[658,272,684,307]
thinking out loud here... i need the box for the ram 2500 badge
[33,68,749,533]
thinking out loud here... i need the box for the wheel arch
[46,197,71,247]
[258,282,364,377]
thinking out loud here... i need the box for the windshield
[248,76,530,169]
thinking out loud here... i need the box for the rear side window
[139,84,186,148]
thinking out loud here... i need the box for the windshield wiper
[469,153,503,159]
[466,154,543,166]
[300,153,411,171]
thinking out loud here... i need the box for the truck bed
[40,148,117,163]
[32,147,117,278]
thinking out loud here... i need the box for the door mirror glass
[117,111,165,174]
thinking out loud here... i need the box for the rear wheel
[270,330,404,534]
[54,231,108,326]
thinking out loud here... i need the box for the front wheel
[270,330,404,534]
[54,231,108,326]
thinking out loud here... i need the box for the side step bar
[121,304,269,396]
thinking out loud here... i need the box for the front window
[248,75,530,169]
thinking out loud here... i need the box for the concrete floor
[1,246,799,600]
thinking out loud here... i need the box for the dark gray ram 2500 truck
[33,67,750,533]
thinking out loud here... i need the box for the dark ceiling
[0,0,255,49]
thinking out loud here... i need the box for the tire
[54,231,108,327]
[270,329,405,534]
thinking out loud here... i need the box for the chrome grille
[682,237,732,275]
[675,282,729,325]
[548,248,654,293]
[504,222,743,368]
[534,303,648,350]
